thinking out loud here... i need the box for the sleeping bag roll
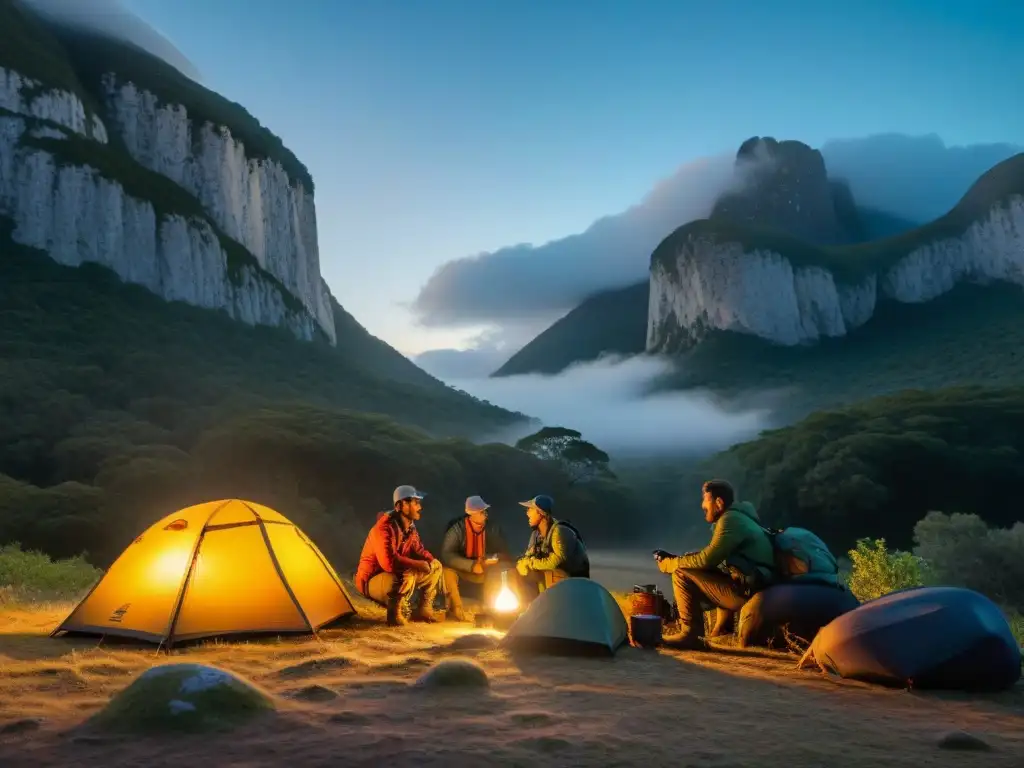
[738,582,859,649]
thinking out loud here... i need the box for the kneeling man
[354,484,442,627]
[515,495,590,603]
[440,495,514,621]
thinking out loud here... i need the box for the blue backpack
[763,526,840,587]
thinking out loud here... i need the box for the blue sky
[124,0,1024,355]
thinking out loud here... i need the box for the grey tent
[800,586,1022,691]
[501,578,628,656]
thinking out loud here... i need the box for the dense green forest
[710,385,1024,552]
[0,218,638,571]
[659,281,1024,421]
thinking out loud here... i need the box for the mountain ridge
[491,136,926,378]
[648,151,1024,352]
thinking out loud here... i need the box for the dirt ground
[2,556,1023,767]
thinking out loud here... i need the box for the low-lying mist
[449,354,771,458]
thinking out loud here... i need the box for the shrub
[913,511,1024,611]
[845,538,927,602]
[0,542,101,605]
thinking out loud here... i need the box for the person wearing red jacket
[354,484,443,626]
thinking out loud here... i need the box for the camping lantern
[491,570,521,630]
[494,570,519,613]
[475,570,522,631]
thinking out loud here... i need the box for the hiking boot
[445,601,469,622]
[386,598,409,627]
[661,628,708,651]
[412,605,441,623]
[415,582,441,623]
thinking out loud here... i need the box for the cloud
[23,0,202,82]
[411,134,1022,332]
[411,153,738,327]
[414,331,512,380]
[412,323,554,381]
[820,133,1021,224]
[449,354,770,458]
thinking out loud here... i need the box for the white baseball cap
[393,485,425,504]
[464,495,490,514]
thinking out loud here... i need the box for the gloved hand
[516,557,532,577]
[652,549,674,562]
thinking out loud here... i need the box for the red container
[631,591,659,617]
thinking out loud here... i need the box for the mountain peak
[712,135,860,245]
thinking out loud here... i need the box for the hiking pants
[364,567,441,608]
[672,567,749,639]
[519,567,571,603]
[442,566,504,609]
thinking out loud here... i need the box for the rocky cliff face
[711,136,861,245]
[647,181,1024,351]
[0,16,335,344]
[0,66,106,140]
[101,77,333,336]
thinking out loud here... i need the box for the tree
[514,426,615,486]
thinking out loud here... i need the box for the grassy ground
[3,550,1023,765]
[3,590,1024,767]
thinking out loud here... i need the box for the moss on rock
[87,663,275,734]
[414,658,490,689]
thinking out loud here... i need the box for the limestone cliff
[100,77,333,337]
[0,1,335,343]
[647,153,1024,352]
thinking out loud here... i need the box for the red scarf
[465,519,486,560]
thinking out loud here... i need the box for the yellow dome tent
[51,499,357,646]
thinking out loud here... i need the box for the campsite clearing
[2,594,1023,767]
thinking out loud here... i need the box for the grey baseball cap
[464,495,490,514]
[393,485,425,504]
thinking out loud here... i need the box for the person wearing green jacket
[515,494,590,603]
[653,479,776,649]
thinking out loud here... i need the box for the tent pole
[246,507,317,639]
[159,529,207,655]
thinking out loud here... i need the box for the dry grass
[2,582,1024,767]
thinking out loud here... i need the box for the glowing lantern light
[148,548,192,586]
[493,570,520,613]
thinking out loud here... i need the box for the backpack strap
[555,519,585,545]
